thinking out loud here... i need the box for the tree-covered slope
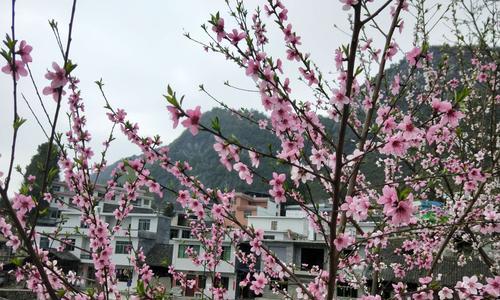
[98,46,479,207]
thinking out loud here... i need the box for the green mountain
[97,108,289,204]
[98,46,483,208]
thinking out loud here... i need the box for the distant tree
[162,202,175,217]
[22,142,59,200]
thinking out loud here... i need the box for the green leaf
[0,49,11,61]
[228,134,239,145]
[455,87,470,103]
[57,289,66,298]
[48,167,59,182]
[13,116,27,130]
[48,19,58,30]
[11,257,23,266]
[19,184,30,195]
[439,215,449,224]
[211,116,221,132]
[95,78,104,88]
[161,258,170,267]
[421,41,429,54]
[354,65,363,77]
[398,187,411,200]
[164,85,179,107]
[3,34,16,51]
[39,208,49,217]
[136,280,145,295]
[64,60,78,74]
[422,211,436,223]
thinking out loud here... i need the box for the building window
[40,237,50,250]
[337,283,358,298]
[271,220,278,230]
[243,210,252,218]
[49,209,61,219]
[80,221,89,228]
[87,266,96,280]
[170,229,179,239]
[277,279,288,292]
[64,239,76,251]
[263,235,275,240]
[115,241,133,254]
[178,244,200,258]
[135,198,142,207]
[177,214,188,226]
[116,268,132,282]
[300,248,324,270]
[214,276,229,289]
[143,199,150,207]
[221,246,231,260]
[198,275,207,289]
[181,230,191,239]
[138,219,151,231]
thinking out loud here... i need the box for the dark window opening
[273,279,288,292]
[80,220,89,228]
[116,268,132,282]
[178,245,200,258]
[115,241,132,254]
[221,246,231,260]
[138,219,151,231]
[170,229,179,239]
[40,237,50,250]
[198,275,206,289]
[214,276,229,289]
[49,209,61,219]
[300,248,324,270]
[337,283,358,298]
[65,239,76,251]
[178,214,188,226]
[454,237,473,254]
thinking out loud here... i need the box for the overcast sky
[0,0,453,192]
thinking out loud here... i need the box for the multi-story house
[246,212,377,300]
[35,181,171,294]
[225,192,280,227]
[170,237,237,299]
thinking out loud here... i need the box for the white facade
[255,199,280,217]
[170,238,236,299]
[35,182,165,294]
[247,215,313,240]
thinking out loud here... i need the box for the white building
[170,237,237,299]
[35,182,171,294]
[247,215,314,240]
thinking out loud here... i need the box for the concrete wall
[247,216,309,238]
[171,240,235,274]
